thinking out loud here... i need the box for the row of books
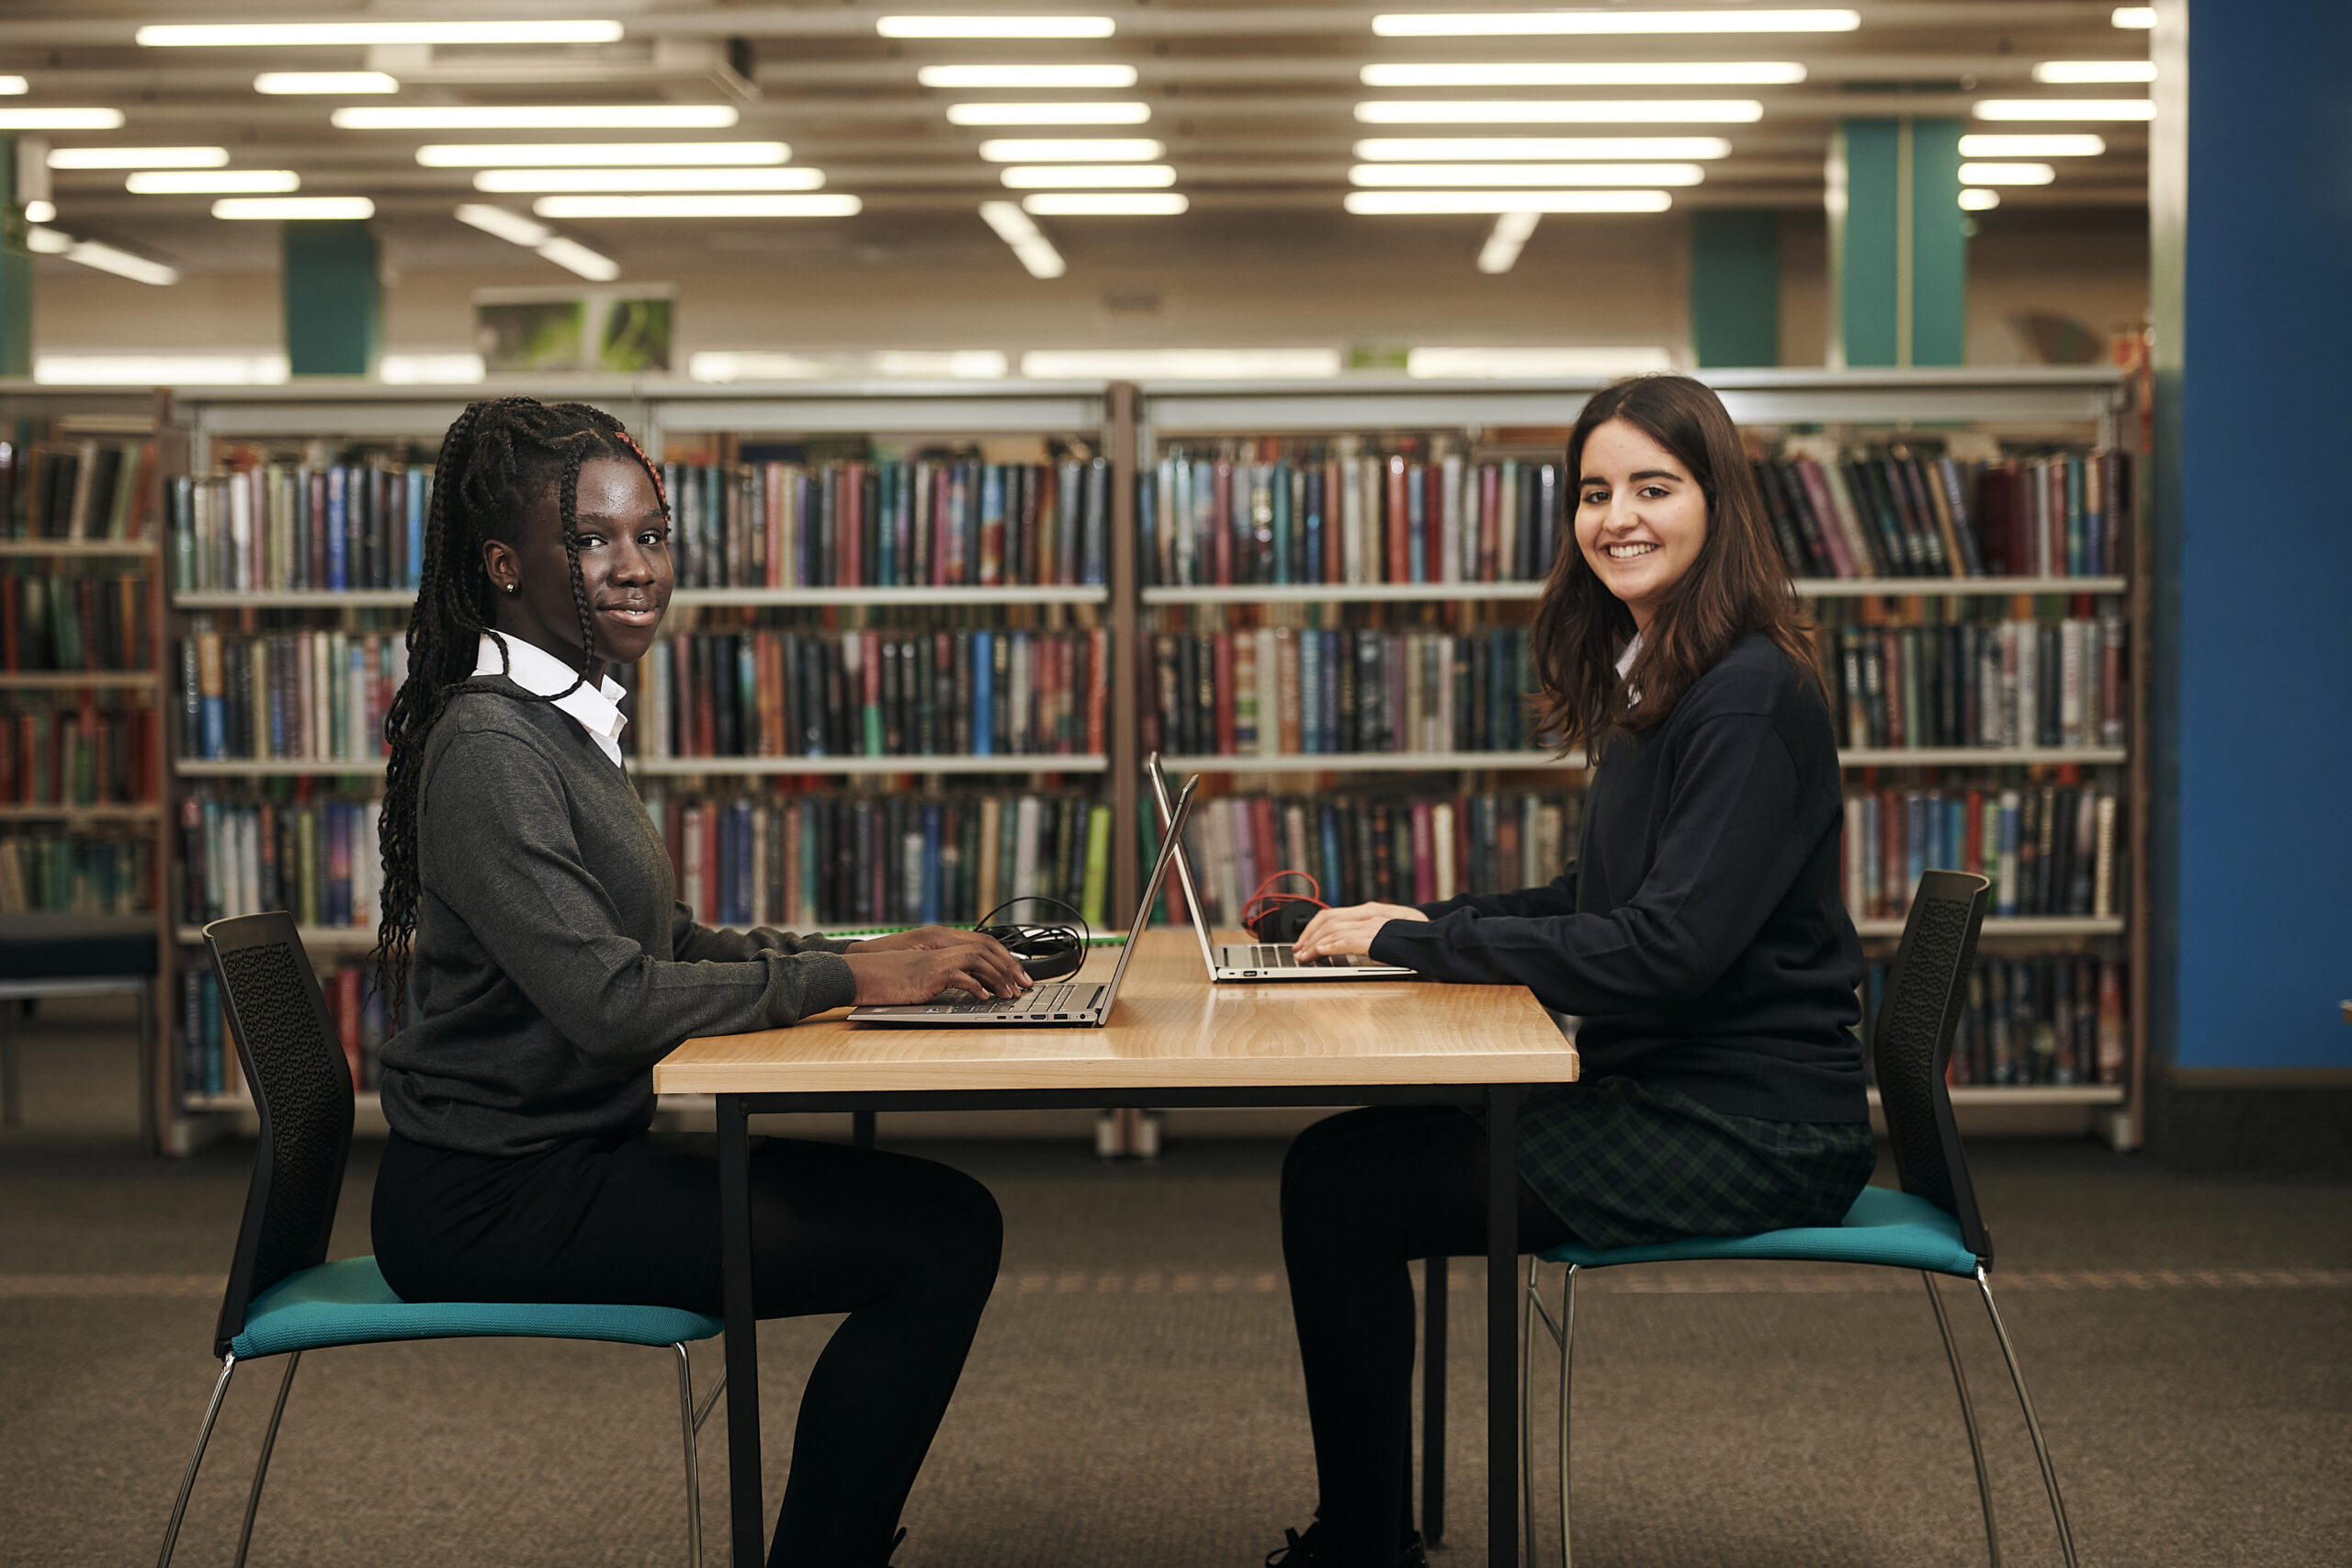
[643,786,1113,933]
[1147,789,1584,929]
[1,436,160,541]
[0,830,156,914]
[1863,955,2126,1087]
[1757,451,2128,581]
[662,458,1112,590]
[1,698,161,807]
[178,792,383,931]
[632,626,1110,761]
[1845,784,2121,921]
[177,632,408,763]
[2,571,153,673]
[1822,616,2127,751]
[169,464,433,594]
[1141,451,1566,589]
[1138,625,1544,760]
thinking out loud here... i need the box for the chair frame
[1518,871,2080,1568]
[153,912,719,1568]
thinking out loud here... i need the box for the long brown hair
[1530,373,1819,755]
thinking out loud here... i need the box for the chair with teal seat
[154,912,724,1568]
[1521,869,2079,1568]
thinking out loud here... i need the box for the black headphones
[973,896,1090,982]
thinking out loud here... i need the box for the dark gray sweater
[379,679,858,1156]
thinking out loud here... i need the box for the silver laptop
[849,774,1200,1026]
[1145,752,1416,983]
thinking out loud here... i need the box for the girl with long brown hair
[1271,375,1873,1568]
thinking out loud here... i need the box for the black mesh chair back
[1868,869,1995,1265]
[204,913,355,1359]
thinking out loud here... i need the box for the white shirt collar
[1615,632,1644,707]
[474,631,629,767]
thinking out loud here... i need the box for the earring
[503,582,519,594]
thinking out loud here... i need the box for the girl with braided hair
[368,397,1020,1568]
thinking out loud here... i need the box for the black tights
[1280,1106,1577,1568]
[374,1131,1001,1568]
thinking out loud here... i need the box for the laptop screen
[1096,772,1199,1009]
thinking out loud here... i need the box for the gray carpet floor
[3,1013,2348,1568]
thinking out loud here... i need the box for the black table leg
[1487,1086,1520,1568]
[853,1110,876,1149]
[1422,1255,1446,1546]
[718,1094,763,1568]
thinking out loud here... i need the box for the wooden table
[656,929,1580,1568]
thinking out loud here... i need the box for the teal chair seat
[1541,1184,1982,1278]
[231,1256,723,1360]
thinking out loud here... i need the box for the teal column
[1827,118,1966,367]
[282,220,380,378]
[1690,209,1782,367]
[0,135,33,379]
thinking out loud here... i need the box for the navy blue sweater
[1370,633,1868,1124]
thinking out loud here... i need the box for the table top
[653,928,1580,1095]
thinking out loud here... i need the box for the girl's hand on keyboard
[1291,902,1429,960]
[845,943,1031,1006]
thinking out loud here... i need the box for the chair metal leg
[1555,1265,1578,1568]
[1976,1269,2079,1568]
[1922,1273,2001,1567]
[694,1367,728,1436]
[232,1351,301,1568]
[1521,1256,1539,1568]
[675,1343,705,1568]
[156,1353,238,1568]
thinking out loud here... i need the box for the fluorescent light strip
[1476,211,1538,275]
[255,72,398,95]
[536,237,620,282]
[457,204,553,246]
[1957,134,2106,156]
[917,65,1137,89]
[36,354,287,385]
[2034,61,2157,83]
[1021,348,1340,379]
[978,138,1162,162]
[26,227,180,286]
[139,22,623,47]
[380,355,488,385]
[979,199,1068,279]
[1363,62,1804,86]
[335,106,739,130]
[1408,346,1675,377]
[0,109,127,130]
[1346,190,1673,214]
[879,17,1114,38]
[475,167,825,193]
[1973,100,2154,121]
[419,142,788,167]
[946,102,1150,125]
[1374,9,1857,35]
[25,200,54,223]
[212,197,375,220]
[1000,164,1174,188]
[128,169,300,195]
[1350,163,1703,187]
[0,76,25,96]
[1355,100,1764,124]
[51,146,227,169]
[1960,188,2001,210]
[1020,192,1187,215]
[1959,162,2055,186]
[2111,8,2156,28]
[1356,136,1731,160]
[531,194,861,218]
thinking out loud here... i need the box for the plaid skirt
[1513,1077,1878,1251]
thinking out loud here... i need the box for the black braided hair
[373,397,667,1012]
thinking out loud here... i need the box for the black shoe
[1264,1523,1430,1568]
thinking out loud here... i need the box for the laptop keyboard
[1245,944,1351,969]
[927,984,1086,1015]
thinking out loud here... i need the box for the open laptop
[849,774,1200,1026]
[1146,752,1416,983]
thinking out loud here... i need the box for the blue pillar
[282,220,380,378]
[1826,118,1966,367]
[1690,209,1781,367]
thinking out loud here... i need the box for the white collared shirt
[473,631,629,768]
[1615,632,1644,706]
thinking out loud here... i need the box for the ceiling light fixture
[128,169,300,194]
[1374,9,1858,35]
[1355,136,1732,160]
[456,204,552,246]
[1354,100,1765,124]
[879,17,1114,38]
[379,355,488,385]
[1345,189,1674,214]
[530,194,862,218]
[26,228,181,286]
[536,237,620,282]
[0,109,128,130]
[1958,162,2055,186]
[255,72,398,95]
[419,141,788,167]
[2110,8,2155,28]
[1959,188,2001,210]
[1363,62,1804,86]
[50,146,228,169]
[138,21,624,47]
[917,65,1138,89]
[1350,162,1703,187]
[2033,61,2157,83]
[1020,348,1340,379]
[0,76,26,95]
[1019,192,1187,215]
[1407,346,1675,377]
[978,199,1068,278]
[946,102,1150,125]
[1000,164,1174,188]
[474,167,825,193]
[35,353,288,384]
[213,197,376,220]
[1958,134,2106,156]
[25,200,55,222]
[334,106,739,130]
[1973,99,2154,120]
[1476,210,1538,275]
[978,138,1162,162]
